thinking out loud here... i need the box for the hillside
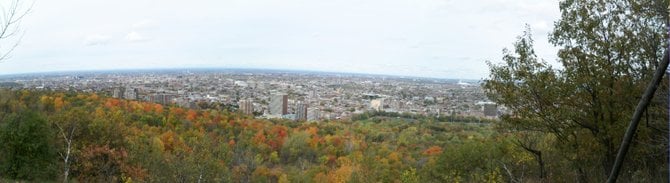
[0,89,523,182]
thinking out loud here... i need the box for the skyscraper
[295,101,308,121]
[307,107,321,121]
[238,99,254,115]
[123,87,138,100]
[112,87,123,98]
[270,93,288,116]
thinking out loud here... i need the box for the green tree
[0,111,57,180]
[484,0,669,181]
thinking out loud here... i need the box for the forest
[0,89,521,182]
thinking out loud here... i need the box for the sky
[0,0,560,79]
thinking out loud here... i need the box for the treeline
[351,110,497,123]
[0,89,548,182]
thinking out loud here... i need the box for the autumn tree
[484,0,669,181]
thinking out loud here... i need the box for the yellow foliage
[306,126,318,136]
[314,173,328,183]
[39,95,51,105]
[388,152,401,162]
[278,174,289,183]
[54,97,65,111]
[328,165,354,183]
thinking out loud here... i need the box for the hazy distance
[0,0,559,79]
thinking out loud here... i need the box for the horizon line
[0,67,485,81]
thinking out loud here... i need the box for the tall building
[295,101,308,121]
[112,87,123,98]
[270,93,288,116]
[123,87,138,100]
[307,107,321,121]
[238,99,254,115]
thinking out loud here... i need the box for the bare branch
[0,0,32,63]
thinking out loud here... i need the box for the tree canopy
[484,0,669,181]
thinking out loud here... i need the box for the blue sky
[0,0,560,79]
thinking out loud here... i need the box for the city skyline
[0,0,560,79]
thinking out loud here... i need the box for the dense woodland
[0,89,519,182]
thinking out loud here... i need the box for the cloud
[84,34,111,46]
[3,0,562,79]
[125,31,150,42]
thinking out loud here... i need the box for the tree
[51,107,90,183]
[484,0,669,181]
[76,145,137,182]
[0,111,57,180]
[0,0,31,62]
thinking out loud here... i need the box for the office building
[123,87,138,100]
[238,99,254,115]
[270,93,288,115]
[307,107,321,121]
[296,101,308,121]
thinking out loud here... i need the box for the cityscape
[0,0,666,182]
[0,69,500,122]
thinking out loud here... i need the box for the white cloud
[2,0,562,79]
[125,31,150,42]
[84,34,111,46]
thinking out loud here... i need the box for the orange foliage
[309,136,321,149]
[306,126,319,136]
[105,98,121,108]
[170,107,185,116]
[154,104,164,114]
[142,103,153,112]
[422,146,443,156]
[159,131,190,153]
[253,130,267,146]
[186,109,198,121]
[54,97,65,111]
[202,111,211,119]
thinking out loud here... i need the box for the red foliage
[422,146,443,156]
[253,130,267,146]
[105,98,121,108]
[186,109,198,121]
